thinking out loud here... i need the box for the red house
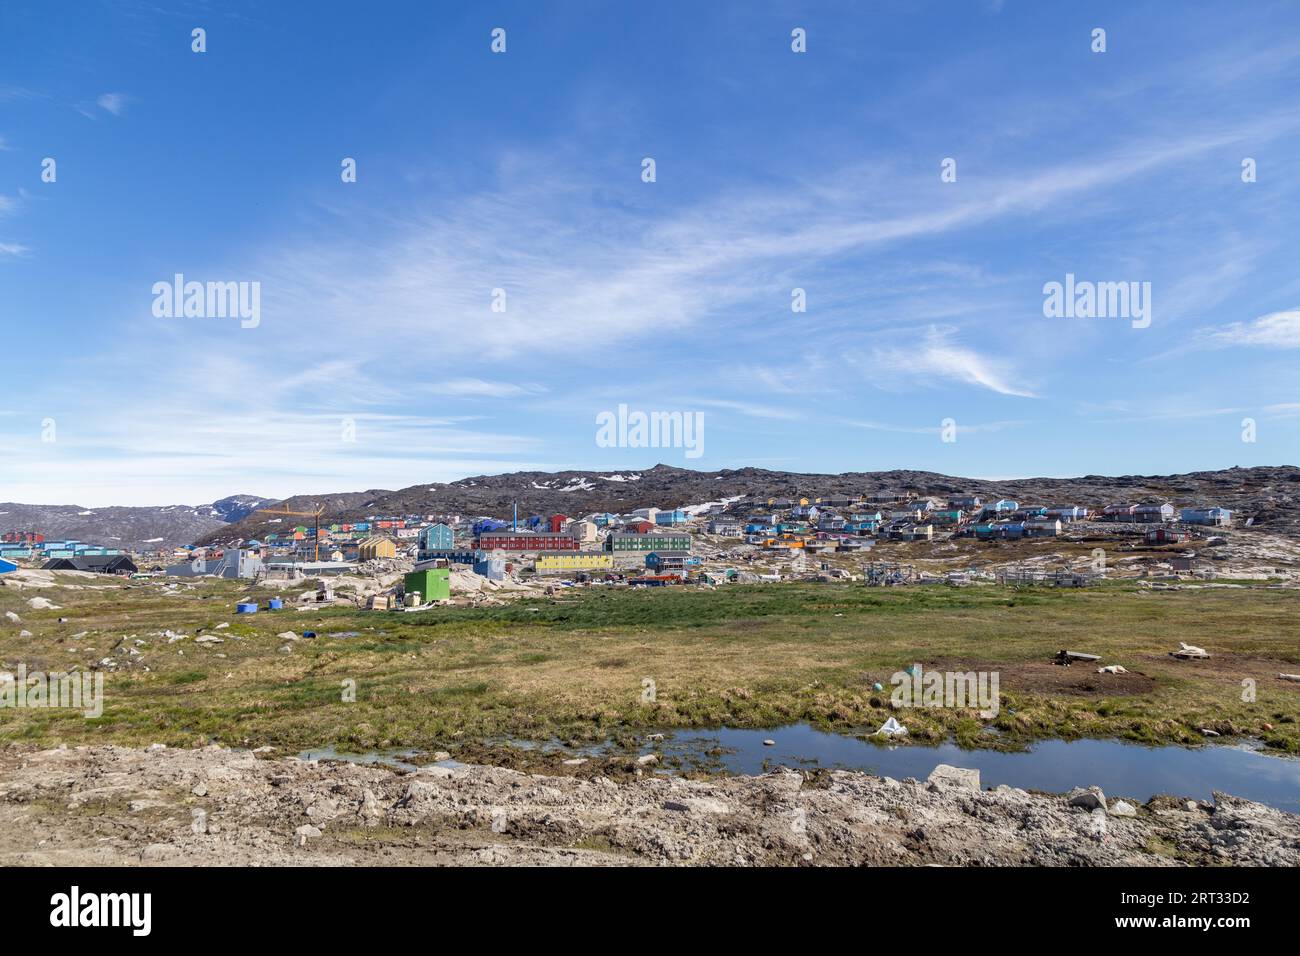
[478,530,579,551]
[548,514,570,533]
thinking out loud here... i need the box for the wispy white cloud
[96,92,128,116]
[690,398,803,421]
[867,328,1038,398]
[245,113,1299,376]
[841,418,1027,435]
[414,378,547,399]
[0,407,552,507]
[1191,309,1300,349]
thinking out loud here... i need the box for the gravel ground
[1,744,1297,866]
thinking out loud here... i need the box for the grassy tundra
[1,577,1298,758]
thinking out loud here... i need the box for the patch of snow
[599,473,642,483]
[144,537,164,543]
[78,511,95,516]
[679,494,744,517]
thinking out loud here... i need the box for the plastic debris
[875,717,908,736]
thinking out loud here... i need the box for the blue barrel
[267,598,283,610]
[235,602,258,614]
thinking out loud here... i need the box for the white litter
[875,717,908,736]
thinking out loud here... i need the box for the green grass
[1,577,1297,756]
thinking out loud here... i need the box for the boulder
[1068,787,1108,812]
[927,764,980,791]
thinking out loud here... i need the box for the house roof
[42,555,138,572]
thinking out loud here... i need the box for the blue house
[1180,506,1232,527]
[646,551,700,574]
[974,522,1024,540]
[419,523,455,552]
[655,509,688,525]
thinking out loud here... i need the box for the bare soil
[1,743,1296,866]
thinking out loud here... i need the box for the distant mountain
[195,464,1300,545]
[207,495,277,524]
[0,495,278,551]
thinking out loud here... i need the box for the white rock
[1110,800,1138,817]
[927,764,980,791]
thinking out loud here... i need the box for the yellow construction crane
[259,505,326,562]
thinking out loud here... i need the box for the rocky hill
[8,465,1295,551]
[195,464,1300,545]
[0,495,277,551]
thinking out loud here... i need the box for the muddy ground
[1,744,1296,866]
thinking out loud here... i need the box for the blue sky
[2,0,1299,506]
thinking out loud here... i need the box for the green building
[404,567,450,603]
[606,532,692,553]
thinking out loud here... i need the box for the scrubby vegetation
[1,578,1297,756]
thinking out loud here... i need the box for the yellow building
[358,535,398,560]
[534,551,615,574]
